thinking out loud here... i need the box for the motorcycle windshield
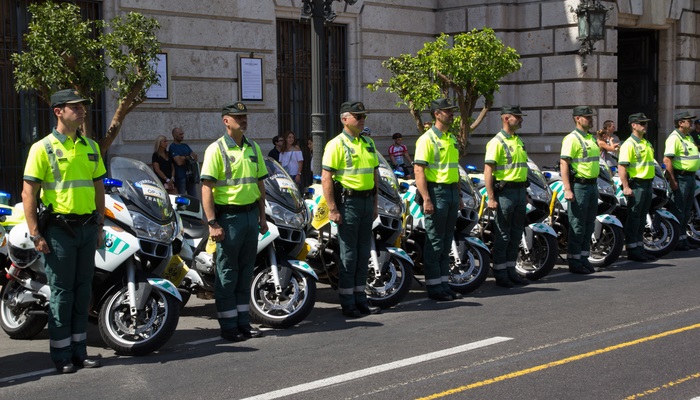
[263,157,305,211]
[458,165,476,197]
[377,153,400,201]
[110,157,173,222]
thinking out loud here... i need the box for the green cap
[340,101,368,114]
[572,106,594,116]
[673,111,697,121]
[50,89,89,108]
[221,101,248,116]
[430,98,458,111]
[501,105,527,116]
[628,112,651,124]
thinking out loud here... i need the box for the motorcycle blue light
[465,164,477,171]
[175,196,191,206]
[0,207,11,216]
[394,170,405,178]
[307,187,315,196]
[544,172,552,179]
[0,191,10,206]
[103,178,123,188]
[471,177,480,185]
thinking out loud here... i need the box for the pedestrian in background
[170,127,198,197]
[484,105,531,288]
[596,120,619,168]
[268,135,283,162]
[663,111,700,251]
[618,113,657,262]
[21,89,106,373]
[152,135,176,194]
[279,130,303,185]
[560,106,600,274]
[388,132,413,178]
[322,101,381,318]
[200,101,268,342]
[413,98,463,301]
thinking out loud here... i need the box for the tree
[12,1,161,153]
[369,29,521,154]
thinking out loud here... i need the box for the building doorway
[617,29,659,149]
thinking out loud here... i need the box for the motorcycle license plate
[162,255,189,287]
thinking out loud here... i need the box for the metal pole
[310,0,326,177]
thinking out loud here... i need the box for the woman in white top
[279,130,304,184]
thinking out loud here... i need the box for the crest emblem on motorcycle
[55,149,64,158]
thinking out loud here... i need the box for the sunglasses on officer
[351,113,367,121]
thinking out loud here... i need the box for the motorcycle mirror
[0,191,10,206]
[103,178,123,188]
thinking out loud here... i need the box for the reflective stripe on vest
[40,136,98,191]
[214,138,259,187]
[629,141,655,169]
[671,131,700,162]
[493,132,528,171]
[333,135,376,176]
[570,131,599,164]
[424,130,459,170]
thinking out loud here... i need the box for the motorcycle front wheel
[250,266,317,329]
[448,240,489,294]
[0,280,48,339]
[98,286,180,356]
[686,206,700,246]
[366,255,413,309]
[589,224,624,268]
[644,215,680,257]
[516,232,558,280]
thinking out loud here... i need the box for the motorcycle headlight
[598,180,614,195]
[652,176,667,191]
[270,203,305,229]
[130,211,177,242]
[462,193,476,210]
[528,184,550,203]
[377,194,402,217]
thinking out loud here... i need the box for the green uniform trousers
[669,174,695,242]
[567,182,598,267]
[624,180,653,254]
[493,186,527,271]
[215,208,259,330]
[44,222,99,363]
[423,184,459,296]
[337,195,374,308]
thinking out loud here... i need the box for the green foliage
[11,1,161,145]
[369,28,521,153]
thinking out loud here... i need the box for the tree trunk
[98,81,144,155]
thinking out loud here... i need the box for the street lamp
[571,0,610,71]
[300,0,356,175]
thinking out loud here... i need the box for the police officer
[201,101,268,341]
[484,105,531,288]
[618,113,657,262]
[22,89,106,373]
[560,106,600,274]
[663,111,700,251]
[414,98,464,301]
[322,101,381,318]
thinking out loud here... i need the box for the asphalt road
[2,251,700,400]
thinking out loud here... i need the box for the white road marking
[239,336,513,400]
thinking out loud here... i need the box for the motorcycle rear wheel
[448,240,489,294]
[367,255,413,309]
[589,224,624,268]
[250,266,317,329]
[686,207,700,246]
[98,286,180,356]
[516,232,558,280]
[0,281,47,339]
[644,215,680,257]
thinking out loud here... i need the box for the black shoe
[55,360,77,374]
[221,328,247,342]
[342,305,363,318]
[581,261,596,274]
[688,242,699,250]
[494,278,514,288]
[238,325,263,339]
[569,265,593,274]
[627,252,648,262]
[675,243,690,251]
[72,357,101,369]
[428,292,453,301]
[507,272,530,286]
[445,289,464,299]
[643,252,657,262]
[356,303,382,315]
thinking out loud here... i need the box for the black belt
[50,213,94,226]
[501,181,528,189]
[216,203,257,214]
[341,188,374,198]
[427,182,458,189]
[674,170,696,176]
[573,177,597,184]
[630,177,653,183]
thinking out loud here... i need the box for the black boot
[493,270,514,288]
[507,268,530,286]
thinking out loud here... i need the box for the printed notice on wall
[146,53,168,100]
[239,56,263,101]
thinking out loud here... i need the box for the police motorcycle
[398,165,490,294]
[0,157,182,356]
[304,154,414,309]
[470,160,559,280]
[174,157,318,329]
[611,161,680,257]
[687,170,700,245]
[542,163,624,268]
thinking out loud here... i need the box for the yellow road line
[417,322,700,400]
[624,372,700,399]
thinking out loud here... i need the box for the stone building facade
[7,0,698,174]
